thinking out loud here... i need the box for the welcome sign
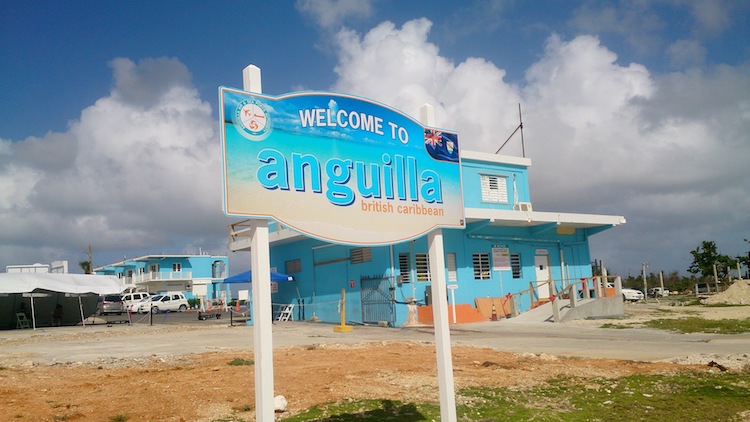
[220,87,465,245]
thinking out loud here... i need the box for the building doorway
[534,254,551,300]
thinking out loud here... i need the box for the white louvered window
[285,258,302,274]
[415,253,431,282]
[446,252,457,282]
[398,253,411,283]
[350,247,372,264]
[511,253,522,279]
[481,174,508,203]
[473,253,491,280]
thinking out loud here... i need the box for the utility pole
[84,245,93,274]
[713,263,720,293]
[642,262,649,303]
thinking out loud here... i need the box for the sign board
[492,247,511,271]
[220,88,465,245]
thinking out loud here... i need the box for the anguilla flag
[424,129,459,163]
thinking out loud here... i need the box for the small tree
[79,261,92,274]
[688,240,735,280]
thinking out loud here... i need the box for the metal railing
[505,270,623,322]
[123,271,193,285]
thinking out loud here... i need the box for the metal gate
[360,275,395,324]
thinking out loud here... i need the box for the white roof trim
[461,150,532,167]
[465,207,626,228]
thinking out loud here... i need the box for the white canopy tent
[0,273,123,330]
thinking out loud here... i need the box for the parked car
[622,288,644,301]
[135,292,189,314]
[694,283,711,294]
[97,295,125,315]
[121,292,151,312]
[647,288,669,297]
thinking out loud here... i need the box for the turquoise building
[94,254,229,300]
[232,149,625,326]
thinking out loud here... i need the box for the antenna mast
[495,104,525,157]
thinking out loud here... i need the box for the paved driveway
[1,317,748,366]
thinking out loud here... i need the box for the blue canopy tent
[222,270,295,304]
[222,271,296,324]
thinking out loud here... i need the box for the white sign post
[222,66,463,421]
[242,65,276,422]
[447,284,458,324]
[422,104,457,421]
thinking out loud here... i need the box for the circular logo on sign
[235,99,271,140]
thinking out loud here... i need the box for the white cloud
[667,39,707,68]
[688,0,731,36]
[3,13,748,276]
[568,2,664,55]
[332,18,522,152]
[324,17,750,274]
[0,58,226,269]
[296,0,374,29]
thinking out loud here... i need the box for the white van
[121,292,151,312]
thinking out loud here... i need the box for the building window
[350,247,372,264]
[415,253,431,282]
[446,252,457,282]
[172,263,182,272]
[398,253,411,283]
[149,264,159,273]
[481,174,508,203]
[473,253,491,280]
[285,258,302,274]
[511,253,522,279]
[399,252,437,283]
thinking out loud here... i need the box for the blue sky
[1,0,749,277]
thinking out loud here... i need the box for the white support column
[251,220,274,421]
[421,103,457,421]
[429,229,457,421]
[242,64,275,421]
[243,65,262,94]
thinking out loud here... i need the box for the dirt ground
[0,301,747,421]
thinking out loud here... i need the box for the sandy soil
[1,300,748,421]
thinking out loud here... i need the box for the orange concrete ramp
[417,303,487,325]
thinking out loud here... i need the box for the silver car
[97,295,125,315]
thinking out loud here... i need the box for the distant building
[6,263,51,273]
[5,260,69,274]
[231,150,626,326]
[93,254,229,299]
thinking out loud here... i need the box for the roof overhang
[465,207,626,235]
[229,219,306,252]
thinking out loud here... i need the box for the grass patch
[654,308,675,313]
[231,404,253,412]
[644,317,750,334]
[670,297,702,306]
[280,399,439,421]
[276,372,750,421]
[599,322,634,329]
[227,357,254,366]
[109,415,129,422]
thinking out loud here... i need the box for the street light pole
[642,262,649,303]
